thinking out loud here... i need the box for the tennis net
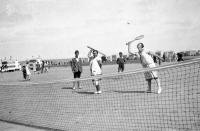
[0,58,200,131]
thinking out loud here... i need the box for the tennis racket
[126,35,144,45]
[87,46,106,56]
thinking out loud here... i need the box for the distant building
[185,50,197,56]
[66,59,71,63]
[123,55,128,59]
[163,51,176,62]
[128,54,137,60]
[81,58,89,63]
[112,55,117,61]
[155,51,162,57]
[106,56,112,62]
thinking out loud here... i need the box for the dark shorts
[23,72,27,79]
[74,71,81,78]
[118,64,124,72]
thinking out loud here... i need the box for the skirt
[144,63,158,80]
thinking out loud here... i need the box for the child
[22,64,31,80]
[128,42,162,94]
[88,49,102,94]
[22,65,27,80]
[117,52,126,72]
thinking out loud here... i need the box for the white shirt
[139,50,154,66]
[90,57,102,75]
[25,65,31,75]
[76,57,79,62]
[33,63,36,72]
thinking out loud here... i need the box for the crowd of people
[21,61,50,81]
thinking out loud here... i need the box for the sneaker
[94,91,102,94]
[158,88,162,94]
[72,87,75,90]
[78,86,82,89]
[97,91,102,94]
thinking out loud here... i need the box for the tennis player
[71,50,83,89]
[88,49,102,94]
[128,42,162,94]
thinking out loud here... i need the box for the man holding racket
[128,41,162,94]
[88,49,102,94]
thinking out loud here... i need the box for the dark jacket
[71,58,83,73]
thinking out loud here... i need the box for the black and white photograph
[0,0,200,131]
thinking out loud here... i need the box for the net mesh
[0,59,200,131]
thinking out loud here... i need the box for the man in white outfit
[88,49,102,94]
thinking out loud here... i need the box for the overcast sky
[0,0,200,60]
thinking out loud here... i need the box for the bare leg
[156,78,162,94]
[94,80,101,94]
[72,81,76,89]
[27,75,30,80]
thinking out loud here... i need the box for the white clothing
[144,63,158,80]
[139,50,158,80]
[33,63,36,72]
[90,57,102,76]
[25,66,31,75]
[139,50,154,67]
[76,58,79,62]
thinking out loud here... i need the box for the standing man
[88,49,102,94]
[71,50,83,89]
[117,52,126,72]
[177,53,184,62]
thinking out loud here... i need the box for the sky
[0,0,200,61]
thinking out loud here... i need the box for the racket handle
[126,40,136,45]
